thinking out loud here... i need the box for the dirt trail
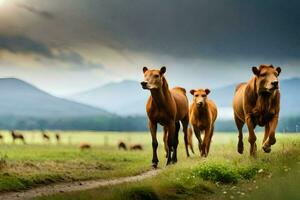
[0,169,160,200]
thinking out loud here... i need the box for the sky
[0,0,299,96]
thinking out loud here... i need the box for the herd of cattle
[141,64,281,168]
[0,130,144,151]
[0,130,61,144]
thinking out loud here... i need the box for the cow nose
[140,81,147,87]
[271,80,278,87]
[198,102,203,106]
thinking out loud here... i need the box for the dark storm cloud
[0,34,102,69]
[17,3,55,20]
[0,34,52,57]
[72,0,300,61]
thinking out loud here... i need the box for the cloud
[0,34,52,57]
[17,3,55,20]
[0,34,102,69]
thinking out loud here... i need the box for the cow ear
[190,89,195,95]
[160,66,166,75]
[143,66,148,73]
[252,66,260,76]
[205,89,211,95]
[276,67,281,76]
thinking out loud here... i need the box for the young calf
[79,143,91,150]
[189,89,217,157]
[130,144,143,151]
[118,141,127,150]
[11,130,26,144]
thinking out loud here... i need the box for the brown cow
[79,143,91,150]
[233,64,281,156]
[11,130,26,144]
[130,144,143,151]
[189,89,217,157]
[41,130,50,142]
[141,66,190,168]
[55,133,60,144]
[118,141,127,150]
[0,134,3,142]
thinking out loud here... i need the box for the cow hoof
[238,142,244,154]
[201,153,207,158]
[269,137,276,145]
[152,162,158,169]
[262,145,271,153]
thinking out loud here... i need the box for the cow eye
[195,94,199,97]
[202,94,206,97]
[154,74,159,78]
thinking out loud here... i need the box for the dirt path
[0,169,161,200]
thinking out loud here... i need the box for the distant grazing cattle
[130,144,143,151]
[79,143,91,150]
[233,64,281,156]
[118,141,127,150]
[11,130,26,144]
[41,130,50,142]
[141,66,190,168]
[55,133,60,144]
[189,88,217,157]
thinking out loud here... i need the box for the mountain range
[0,78,109,118]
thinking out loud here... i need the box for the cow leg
[234,115,245,154]
[166,121,176,166]
[181,115,190,157]
[262,124,271,153]
[263,116,279,153]
[163,126,168,158]
[206,126,214,154]
[246,114,257,157]
[171,122,180,164]
[149,121,159,168]
[201,127,211,157]
[188,127,195,154]
[193,126,202,156]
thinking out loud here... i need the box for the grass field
[0,131,299,200]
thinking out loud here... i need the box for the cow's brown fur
[118,141,127,150]
[189,89,217,157]
[233,64,281,156]
[130,144,143,151]
[79,143,91,150]
[11,130,26,144]
[141,66,190,168]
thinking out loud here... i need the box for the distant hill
[69,78,300,118]
[0,78,110,118]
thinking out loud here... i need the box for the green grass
[33,132,300,200]
[0,131,157,192]
[0,131,299,199]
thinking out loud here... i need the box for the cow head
[141,66,166,90]
[190,88,210,108]
[252,64,281,95]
